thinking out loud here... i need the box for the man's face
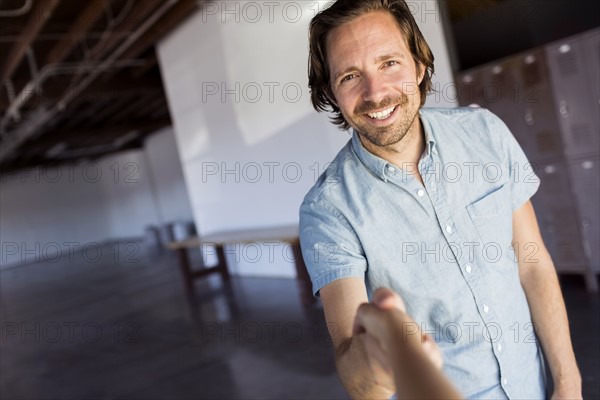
[326,11,424,147]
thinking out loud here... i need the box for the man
[299,0,582,398]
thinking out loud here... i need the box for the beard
[351,92,420,148]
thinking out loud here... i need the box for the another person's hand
[355,288,443,371]
[353,287,462,399]
[354,332,397,391]
[353,288,409,391]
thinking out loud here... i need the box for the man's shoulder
[421,106,508,151]
[421,106,501,127]
[301,139,361,209]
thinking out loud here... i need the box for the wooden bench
[166,224,316,308]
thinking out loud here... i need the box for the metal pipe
[56,0,179,111]
[0,1,161,128]
[25,47,39,83]
[47,130,140,159]
[3,80,17,110]
[0,59,146,131]
[0,0,180,163]
[0,0,32,17]
[0,0,61,82]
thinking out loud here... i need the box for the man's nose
[361,74,388,104]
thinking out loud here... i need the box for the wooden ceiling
[445,0,504,22]
[0,0,205,173]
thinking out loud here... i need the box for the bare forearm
[520,260,581,390]
[336,336,395,399]
[389,338,461,399]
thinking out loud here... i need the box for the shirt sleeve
[484,109,541,211]
[299,197,367,297]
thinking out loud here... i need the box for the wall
[0,128,192,269]
[157,0,457,277]
[0,162,111,268]
[144,126,194,225]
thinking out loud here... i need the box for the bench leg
[215,244,231,284]
[176,248,196,302]
[215,244,240,317]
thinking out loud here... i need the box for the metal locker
[530,160,588,272]
[567,156,600,273]
[513,50,564,162]
[456,62,529,160]
[455,68,487,107]
[480,58,523,123]
[454,29,598,288]
[582,29,600,149]
[478,58,538,164]
[545,34,599,158]
[534,204,588,273]
[531,161,576,210]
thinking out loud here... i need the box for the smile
[366,105,397,120]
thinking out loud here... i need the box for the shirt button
[483,304,490,313]
[498,344,503,352]
[417,189,425,197]
[445,225,452,234]
[465,264,472,273]
[387,166,395,173]
[502,377,508,386]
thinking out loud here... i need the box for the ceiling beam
[105,95,151,124]
[0,1,179,164]
[44,0,108,65]
[0,0,62,83]
[130,53,158,78]
[32,117,171,149]
[56,101,101,131]
[134,97,167,120]
[81,74,164,98]
[88,0,163,63]
[86,95,137,126]
[40,0,164,110]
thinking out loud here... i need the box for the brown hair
[308,0,435,130]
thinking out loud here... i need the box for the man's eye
[384,60,398,67]
[340,74,355,84]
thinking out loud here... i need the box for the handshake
[353,288,462,399]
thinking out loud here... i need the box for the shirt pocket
[466,184,513,251]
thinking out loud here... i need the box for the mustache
[354,94,408,115]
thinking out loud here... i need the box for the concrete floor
[1,241,598,399]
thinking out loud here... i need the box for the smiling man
[299,0,582,399]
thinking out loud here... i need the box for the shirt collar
[350,109,437,182]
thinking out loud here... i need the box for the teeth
[367,106,395,120]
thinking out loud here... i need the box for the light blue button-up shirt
[299,107,546,399]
